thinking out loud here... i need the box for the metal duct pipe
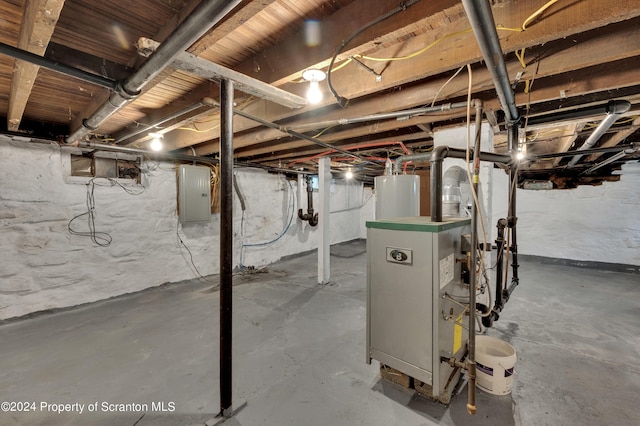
[0,42,117,90]
[114,101,210,144]
[393,152,431,174]
[583,143,639,174]
[461,0,519,123]
[286,102,469,132]
[567,100,631,167]
[66,0,242,144]
[232,108,379,166]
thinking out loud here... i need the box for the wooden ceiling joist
[8,0,65,131]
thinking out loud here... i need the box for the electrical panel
[178,165,211,224]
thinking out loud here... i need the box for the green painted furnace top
[366,216,471,233]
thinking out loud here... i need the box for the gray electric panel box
[366,216,471,403]
[178,165,211,224]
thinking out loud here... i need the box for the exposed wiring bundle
[68,177,145,246]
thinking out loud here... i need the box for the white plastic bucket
[475,335,517,395]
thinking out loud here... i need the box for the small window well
[70,152,141,182]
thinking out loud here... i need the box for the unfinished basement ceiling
[1,0,639,187]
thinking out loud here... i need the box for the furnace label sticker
[439,253,454,288]
[386,247,413,265]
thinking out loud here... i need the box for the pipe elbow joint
[607,100,631,115]
[430,145,450,162]
[309,213,319,227]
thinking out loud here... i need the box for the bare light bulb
[150,137,163,152]
[302,69,326,105]
[307,81,323,104]
[516,150,525,160]
[345,170,353,179]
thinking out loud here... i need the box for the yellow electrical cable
[496,25,523,33]
[515,48,527,69]
[178,123,220,133]
[359,28,473,62]
[522,0,561,30]
[331,58,354,72]
[328,0,565,80]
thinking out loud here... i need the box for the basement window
[69,152,141,183]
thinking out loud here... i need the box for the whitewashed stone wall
[492,161,640,266]
[0,139,368,319]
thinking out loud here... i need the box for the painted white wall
[0,139,369,319]
[491,161,640,266]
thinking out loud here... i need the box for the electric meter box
[366,216,471,403]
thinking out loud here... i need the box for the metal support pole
[506,165,519,297]
[219,79,234,417]
[467,100,483,416]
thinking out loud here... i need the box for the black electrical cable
[327,0,422,107]
[68,178,145,246]
[175,217,212,283]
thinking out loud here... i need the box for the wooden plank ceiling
[1,0,639,187]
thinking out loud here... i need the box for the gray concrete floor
[1,240,639,425]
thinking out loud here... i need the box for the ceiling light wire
[327,0,422,107]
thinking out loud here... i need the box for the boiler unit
[366,216,471,403]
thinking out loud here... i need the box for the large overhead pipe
[395,150,509,175]
[113,101,211,144]
[232,107,379,166]
[429,147,511,222]
[461,0,519,124]
[582,143,639,174]
[567,100,631,168]
[66,0,243,145]
[0,42,117,90]
[286,102,469,132]
[530,142,637,160]
[527,100,632,126]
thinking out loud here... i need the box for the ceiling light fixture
[149,132,164,151]
[345,169,353,179]
[302,69,326,105]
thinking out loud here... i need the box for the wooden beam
[137,38,307,109]
[8,0,65,131]
[552,123,584,167]
[162,14,640,152]
[235,57,640,162]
